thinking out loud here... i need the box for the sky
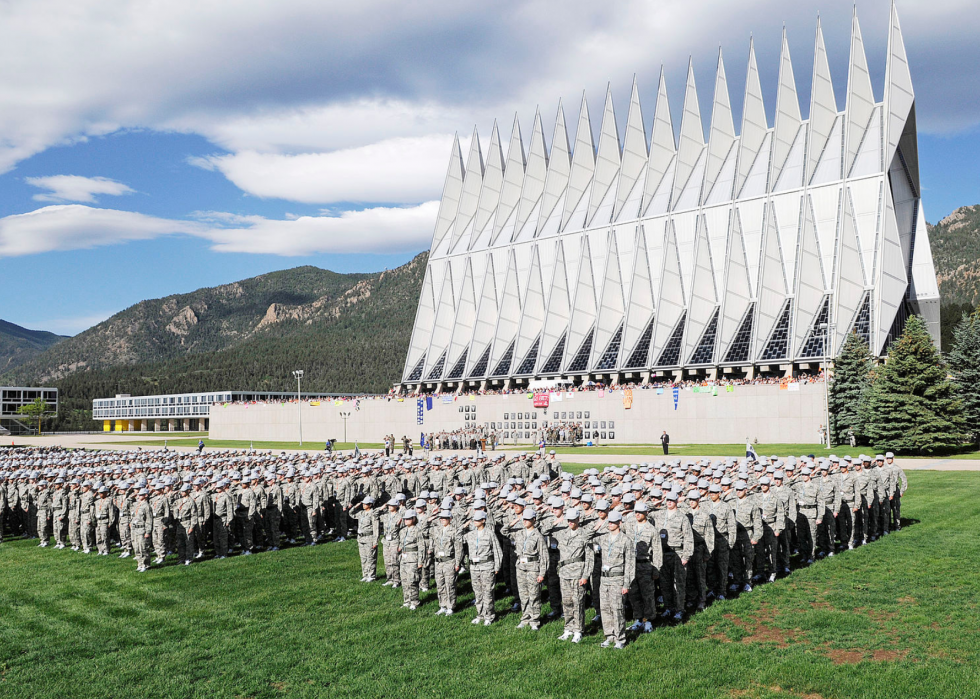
[0,0,978,336]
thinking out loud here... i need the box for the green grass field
[1,470,976,699]
[548,443,980,459]
[97,437,383,451]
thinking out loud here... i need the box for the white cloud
[0,202,438,259]
[25,174,135,203]
[0,0,975,183]
[0,205,201,257]
[201,201,439,255]
[193,136,453,204]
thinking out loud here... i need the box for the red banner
[533,392,550,408]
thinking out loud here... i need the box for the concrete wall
[209,383,827,445]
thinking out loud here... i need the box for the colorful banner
[623,388,633,409]
[533,392,550,408]
[726,385,734,393]
[673,386,680,411]
[550,391,562,402]
[416,398,424,425]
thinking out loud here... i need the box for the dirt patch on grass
[704,624,733,642]
[729,684,826,699]
[724,604,800,647]
[827,649,864,664]
[872,649,908,661]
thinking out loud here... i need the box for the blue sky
[0,1,978,335]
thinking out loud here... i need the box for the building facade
[402,5,939,392]
[1,386,59,434]
[93,390,343,432]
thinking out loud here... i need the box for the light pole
[292,369,304,446]
[819,322,834,449]
[339,410,351,445]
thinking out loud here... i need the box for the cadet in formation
[1,446,908,646]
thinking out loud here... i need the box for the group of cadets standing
[1,446,906,647]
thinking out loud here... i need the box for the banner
[550,391,562,402]
[788,382,800,392]
[533,392,550,408]
[416,398,424,425]
[623,388,633,409]
[673,386,680,411]
[656,388,664,395]
[442,395,453,404]
[598,389,605,398]
[425,396,433,410]
[726,385,734,393]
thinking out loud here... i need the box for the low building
[93,390,345,432]
[1,386,59,435]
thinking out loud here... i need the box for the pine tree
[946,308,980,447]
[828,331,874,445]
[864,315,967,454]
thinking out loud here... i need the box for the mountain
[2,253,426,430]
[0,319,69,375]
[929,205,980,349]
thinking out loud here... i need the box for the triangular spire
[493,115,525,244]
[487,249,523,372]
[792,204,826,356]
[834,194,866,353]
[771,28,802,190]
[423,261,457,379]
[737,38,768,197]
[538,102,571,235]
[538,240,571,373]
[807,16,838,185]
[622,226,656,368]
[672,59,705,208]
[514,109,548,238]
[641,67,676,215]
[683,217,718,360]
[403,266,437,380]
[514,246,547,370]
[754,206,787,356]
[884,0,915,169]
[564,235,597,371]
[717,212,752,357]
[449,127,484,250]
[472,121,504,248]
[431,135,465,253]
[588,85,622,225]
[467,254,499,375]
[563,92,596,230]
[445,258,478,374]
[591,230,626,368]
[875,192,909,354]
[614,77,648,221]
[652,224,686,362]
[704,48,736,204]
[845,8,876,177]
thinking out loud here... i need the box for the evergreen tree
[828,331,874,445]
[864,315,967,454]
[946,308,980,447]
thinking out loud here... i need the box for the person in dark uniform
[660,431,670,456]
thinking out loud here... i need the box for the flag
[598,389,605,398]
[425,396,433,410]
[726,385,734,393]
[656,388,664,395]
[712,386,718,396]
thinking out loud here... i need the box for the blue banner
[416,398,424,425]
[672,386,679,411]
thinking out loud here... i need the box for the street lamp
[292,369,304,446]
[819,322,835,449]
[339,410,352,444]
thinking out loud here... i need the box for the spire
[641,67,676,215]
[614,76,648,220]
[770,27,802,190]
[431,134,465,253]
[884,0,915,169]
[845,7,876,177]
[449,126,484,251]
[538,102,571,234]
[672,58,705,207]
[492,115,525,244]
[704,48,736,203]
[471,121,504,248]
[737,38,768,197]
[807,16,837,185]
[563,91,596,229]
[588,85,622,225]
[514,108,548,238]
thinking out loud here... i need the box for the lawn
[1,471,976,698]
[548,443,980,459]
[96,437,384,451]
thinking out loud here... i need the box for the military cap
[607,510,622,523]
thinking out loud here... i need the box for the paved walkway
[5,434,979,471]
